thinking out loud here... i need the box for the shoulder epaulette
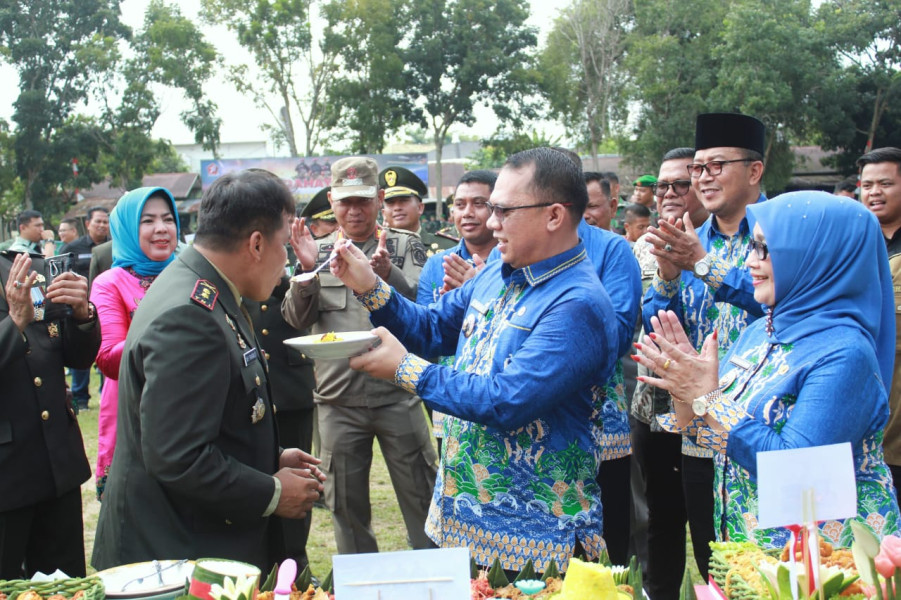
[191,279,218,311]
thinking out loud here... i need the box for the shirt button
[225,519,232,525]
[261,304,268,312]
[301,354,306,359]
[34,377,42,387]
[255,375,261,386]
[264,352,271,360]
[41,410,50,421]
[261,328,269,336]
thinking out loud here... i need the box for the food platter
[283,331,379,360]
[96,560,194,600]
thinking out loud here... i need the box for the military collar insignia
[191,280,218,311]
[47,322,60,338]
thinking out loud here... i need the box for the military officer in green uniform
[379,166,456,257]
[93,169,324,572]
[283,157,438,555]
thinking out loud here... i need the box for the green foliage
[404,0,539,216]
[320,0,419,154]
[203,0,336,156]
[465,129,562,169]
[0,0,129,209]
[538,0,632,159]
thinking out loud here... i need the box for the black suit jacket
[92,246,282,571]
[0,251,96,512]
[245,276,315,413]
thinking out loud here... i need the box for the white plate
[284,331,379,359]
[96,560,194,599]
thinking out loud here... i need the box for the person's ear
[547,204,568,232]
[748,161,765,186]
[248,230,264,260]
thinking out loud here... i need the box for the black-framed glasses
[485,201,571,222]
[748,239,769,260]
[654,179,692,198]
[687,159,751,178]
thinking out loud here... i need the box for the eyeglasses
[654,179,692,198]
[687,159,751,178]
[485,201,571,222]
[748,239,769,260]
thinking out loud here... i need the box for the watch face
[692,398,707,417]
[694,261,710,277]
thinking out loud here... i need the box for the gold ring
[663,359,671,370]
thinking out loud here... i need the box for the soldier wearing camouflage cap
[283,156,437,555]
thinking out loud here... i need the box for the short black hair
[60,217,79,228]
[584,172,612,198]
[623,203,651,222]
[86,206,110,222]
[602,171,619,183]
[505,147,588,221]
[194,169,295,252]
[457,170,498,192]
[16,210,42,229]
[662,147,696,162]
[857,147,901,172]
[834,177,857,194]
[550,146,583,170]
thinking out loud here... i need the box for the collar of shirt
[702,192,766,240]
[500,242,588,287]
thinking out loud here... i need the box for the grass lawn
[79,370,701,582]
[79,370,409,578]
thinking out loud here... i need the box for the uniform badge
[410,239,428,267]
[224,314,247,349]
[191,280,218,311]
[462,313,476,338]
[251,397,266,424]
[47,322,60,338]
[385,170,397,187]
[718,371,737,390]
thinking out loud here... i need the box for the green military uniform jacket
[92,246,282,571]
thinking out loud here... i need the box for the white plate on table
[284,331,379,360]
[96,559,194,599]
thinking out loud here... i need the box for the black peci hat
[695,113,766,155]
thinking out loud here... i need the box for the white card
[333,547,470,600]
[756,442,856,529]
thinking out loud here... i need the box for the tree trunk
[433,128,444,220]
[280,87,299,157]
[866,87,886,154]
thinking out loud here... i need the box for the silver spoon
[290,253,336,283]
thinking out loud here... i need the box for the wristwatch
[691,389,722,417]
[74,302,97,324]
[693,254,712,278]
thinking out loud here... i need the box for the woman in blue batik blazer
[635,191,900,549]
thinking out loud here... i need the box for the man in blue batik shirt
[640,112,768,585]
[416,170,498,455]
[318,148,619,576]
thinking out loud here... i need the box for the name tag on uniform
[78,253,92,260]
[729,355,753,370]
[471,299,488,316]
[243,348,259,366]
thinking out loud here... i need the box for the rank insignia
[462,313,476,338]
[191,280,218,311]
[385,169,397,187]
[47,322,60,338]
[251,397,266,424]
